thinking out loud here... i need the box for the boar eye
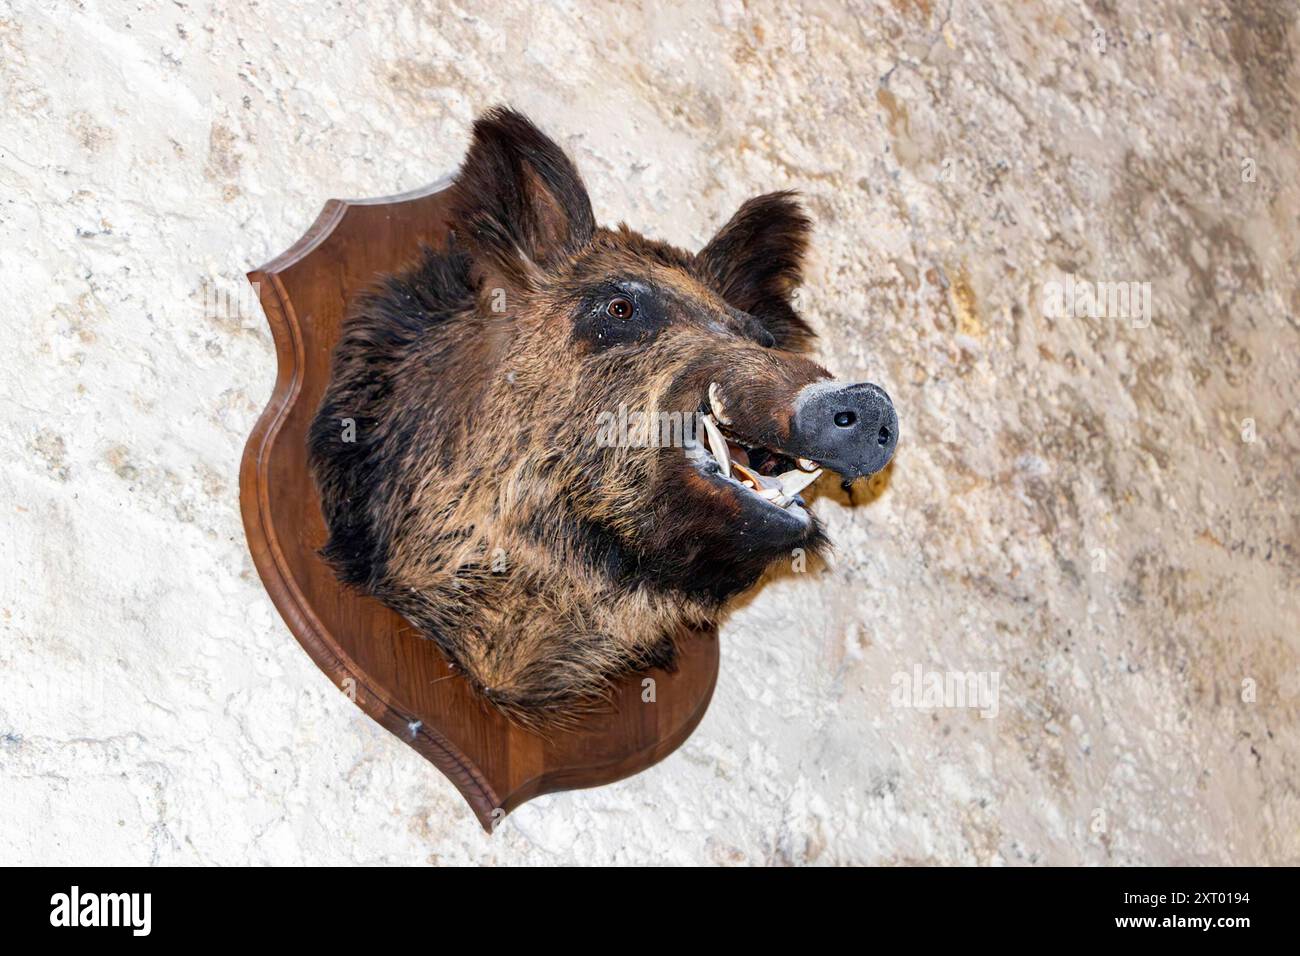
[606,296,635,319]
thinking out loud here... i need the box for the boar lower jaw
[687,412,823,522]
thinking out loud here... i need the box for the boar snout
[789,381,898,481]
[700,366,898,487]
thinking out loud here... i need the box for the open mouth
[684,382,825,522]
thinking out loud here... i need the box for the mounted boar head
[308,107,897,725]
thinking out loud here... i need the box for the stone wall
[1,0,1296,864]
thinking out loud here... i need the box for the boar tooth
[777,467,823,498]
[701,413,731,478]
[731,461,763,487]
[708,382,731,425]
[733,462,784,502]
[797,457,818,472]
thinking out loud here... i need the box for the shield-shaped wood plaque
[240,180,719,831]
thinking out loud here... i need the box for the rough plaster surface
[2,0,1298,865]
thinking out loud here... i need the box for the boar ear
[698,191,814,349]
[449,106,596,291]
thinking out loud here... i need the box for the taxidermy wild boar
[308,107,898,726]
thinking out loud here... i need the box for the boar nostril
[878,424,892,446]
[834,410,857,428]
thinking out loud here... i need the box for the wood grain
[239,180,719,832]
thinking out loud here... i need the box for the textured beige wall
[1,0,1297,864]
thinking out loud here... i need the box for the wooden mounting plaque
[240,180,719,831]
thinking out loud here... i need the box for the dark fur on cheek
[308,245,477,589]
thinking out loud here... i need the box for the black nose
[789,381,898,480]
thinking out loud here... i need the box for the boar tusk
[700,413,731,479]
